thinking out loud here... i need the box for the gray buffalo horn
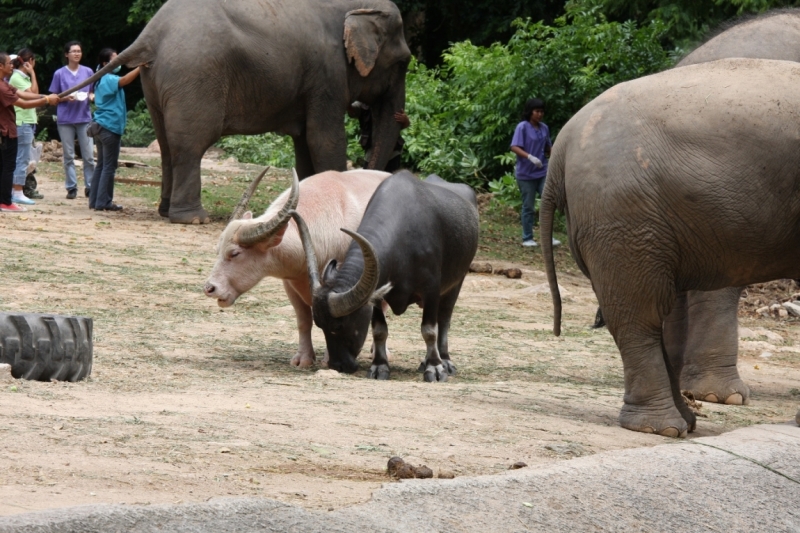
[235,169,300,246]
[230,166,270,221]
[328,229,380,318]
[289,209,322,294]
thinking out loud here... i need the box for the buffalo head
[204,169,299,306]
[291,210,391,373]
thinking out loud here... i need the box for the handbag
[86,121,102,138]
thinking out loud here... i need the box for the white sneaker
[522,239,538,247]
[552,238,562,246]
[11,193,35,205]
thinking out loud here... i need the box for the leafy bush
[216,133,296,168]
[402,3,671,190]
[121,99,156,147]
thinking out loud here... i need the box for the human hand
[394,110,410,129]
[59,94,75,103]
[527,154,543,168]
[22,62,35,75]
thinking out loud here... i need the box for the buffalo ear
[344,9,389,77]
[242,211,253,220]
[322,259,338,285]
[369,282,392,307]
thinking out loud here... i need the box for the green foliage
[216,134,296,169]
[402,3,671,189]
[127,0,165,24]
[586,0,800,48]
[121,99,156,147]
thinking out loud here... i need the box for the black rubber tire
[0,313,93,382]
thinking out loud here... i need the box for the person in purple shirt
[510,98,560,248]
[49,41,95,200]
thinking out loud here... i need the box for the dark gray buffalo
[292,171,479,382]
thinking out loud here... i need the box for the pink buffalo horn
[235,169,300,246]
[230,166,270,222]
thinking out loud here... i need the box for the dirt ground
[1,152,799,517]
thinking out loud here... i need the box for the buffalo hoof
[291,352,316,368]
[169,208,211,225]
[367,364,390,380]
[442,360,457,376]
[423,364,448,383]
[619,405,688,438]
[158,197,170,218]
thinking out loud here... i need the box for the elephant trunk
[365,87,405,171]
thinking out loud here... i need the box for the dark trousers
[88,127,121,210]
[517,177,545,242]
[0,136,18,206]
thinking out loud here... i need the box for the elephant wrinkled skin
[59,0,410,224]
[541,58,800,437]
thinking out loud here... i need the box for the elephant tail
[57,39,155,99]
[541,142,567,337]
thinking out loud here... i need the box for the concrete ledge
[2,424,798,533]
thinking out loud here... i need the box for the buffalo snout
[204,282,217,296]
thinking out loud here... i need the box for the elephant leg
[283,280,316,368]
[367,306,390,380]
[141,81,172,218]
[150,108,172,218]
[680,287,749,405]
[304,105,348,175]
[292,135,316,180]
[162,107,216,224]
[597,276,694,437]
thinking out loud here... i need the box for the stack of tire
[0,313,93,382]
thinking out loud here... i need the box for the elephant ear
[344,9,389,77]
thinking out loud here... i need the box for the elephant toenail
[659,427,680,438]
[703,393,719,403]
[724,393,743,405]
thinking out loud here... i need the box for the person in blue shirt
[88,48,140,211]
[510,98,560,248]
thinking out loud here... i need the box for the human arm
[118,67,141,87]
[14,93,60,109]
[21,62,38,94]
[510,145,542,168]
[393,110,410,129]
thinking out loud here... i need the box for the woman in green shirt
[10,49,41,205]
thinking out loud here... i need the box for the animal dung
[494,267,523,279]
[387,456,405,476]
[438,470,455,479]
[469,262,493,274]
[509,462,528,470]
[387,456,442,480]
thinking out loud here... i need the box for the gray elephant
[541,58,800,437]
[676,8,800,67]
[591,9,800,407]
[60,0,410,224]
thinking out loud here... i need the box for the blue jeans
[13,124,35,186]
[517,177,545,242]
[57,122,95,191]
[89,126,121,209]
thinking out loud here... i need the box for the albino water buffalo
[204,169,389,367]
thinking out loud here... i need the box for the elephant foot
[169,207,211,225]
[619,404,689,438]
[423,364,448,383]
[681,373,750,405]
[291,351,316,369]
[158,197,170,218]
[367,364,390,380]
